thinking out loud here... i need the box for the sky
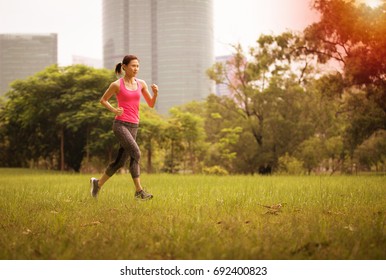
[0,0,320,66]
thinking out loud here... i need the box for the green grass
[0,168,385,260]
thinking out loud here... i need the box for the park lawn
[0,168,385,260]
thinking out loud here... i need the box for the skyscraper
[0,33,58,96]
[215,55,233,97]
[103,0,214,114]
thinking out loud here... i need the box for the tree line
[0,0,385,174]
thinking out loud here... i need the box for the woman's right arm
[100,82,123,116]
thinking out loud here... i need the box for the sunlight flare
[365,0,382,8]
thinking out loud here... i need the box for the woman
[90,55,158,200]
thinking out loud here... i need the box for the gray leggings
[105,120,141,178]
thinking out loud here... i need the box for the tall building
[103,0,214,114]
[0,33,58,96]
[215,55,233,97]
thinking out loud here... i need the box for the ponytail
[123,55,138,64]
[115,55,139,76]
[115,62,122,75]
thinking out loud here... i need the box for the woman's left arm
[141,80,158,108]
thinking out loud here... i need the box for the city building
[0,33,58,96]
[103,0,214,114]
[215,55,233,97]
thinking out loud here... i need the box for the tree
[165,107,206,173]
[354,130,386,171]
[162,115,184,174]
[137,104,166,173]
[1,65,65,168]
[296,136,325,174]
[304,0,386,149]
[55,65,114,171]
[305,0,386,88]
[325,136,345,174]
[278,153,305,175]
[0,64,114,171]
[207,33,320,170]
[204,94,248,173]
[343,88,385,157]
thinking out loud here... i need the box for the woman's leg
[104,146,130,182]
[98,173,110,188]
[133,177,142,192]
[91,146,130,197]
[91,122,152,199]
[115,125,152,199]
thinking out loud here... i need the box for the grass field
[0,168,385,260]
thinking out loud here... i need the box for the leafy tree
[325,135,345,174]
[278,153,305,175]
[137,104,166,173]
[206,126,243,173]
[0,64,114,171]
[165,107,206,173]
[342,88,386,156]
[296,136,325,174]
[207,33,320,171]
[1,65,64,168]
[162,115,184,173]
[204,94,249,173]
[354,130,386,171]
[305,0,386,89]
[304,73,347,173]
[304,0,386,151]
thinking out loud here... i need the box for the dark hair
[115,55,139,75]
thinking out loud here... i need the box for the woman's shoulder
[136,78,147,88]
[107,79,121,94]
[111,79,121,88]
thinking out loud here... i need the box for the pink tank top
[115,78,142,124]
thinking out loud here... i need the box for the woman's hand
[115,107,124,116]
[151,84,158,96]
[141,81,158,108]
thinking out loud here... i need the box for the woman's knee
[116,160,126,170]
[106,159,126,175]
[131,149,141,163]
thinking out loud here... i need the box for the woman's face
[124,59,139,76]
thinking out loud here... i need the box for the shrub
[278,153,305,175]
[202,165,229,176]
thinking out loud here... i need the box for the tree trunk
[86,126,90,168]
[189,141,194,173]
[147,140,153,173]
[60,127,65,171]
[171,140,174,173]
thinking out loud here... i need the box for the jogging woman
[90,55,158,200]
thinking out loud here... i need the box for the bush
[278,153,305,175]
[202,165,229,176]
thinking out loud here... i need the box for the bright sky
[0,0,319,66]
